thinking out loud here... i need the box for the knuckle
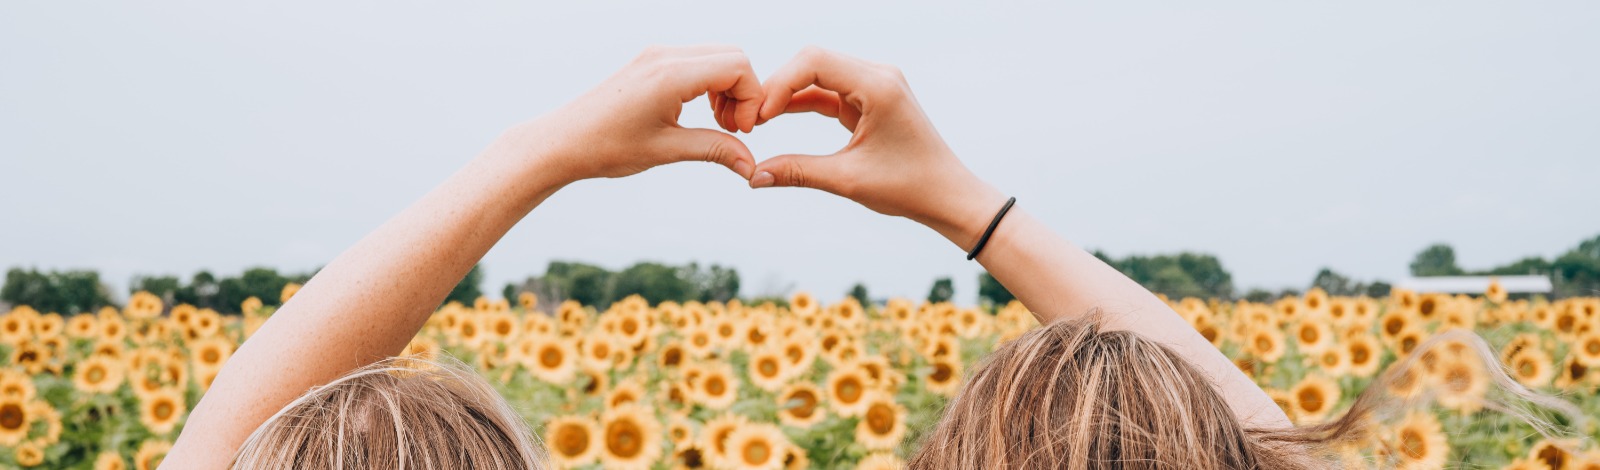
[798,45,828,62]
[703,138,731,164]
[783,163,807,188]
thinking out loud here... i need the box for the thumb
[659,128,757,180]
[749,152,851,194]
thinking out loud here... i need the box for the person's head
[232,356,545,469]
[909,313,1578,469]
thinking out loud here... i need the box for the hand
[749,47,1008,250]
[520,45,764,184]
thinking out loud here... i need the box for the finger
[749,152,852,195]
[669,52,764,133]
[719,92,739,133]
[657,128,756,180]
[708,93,729,132]
[758,46,884,122]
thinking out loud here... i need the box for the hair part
[232,355,546,470]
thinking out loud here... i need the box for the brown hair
[909,313,1580,469]
[232,356,546,469]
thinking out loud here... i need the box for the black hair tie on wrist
[966,197,1016,261]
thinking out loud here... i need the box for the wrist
[917,176,1008,253]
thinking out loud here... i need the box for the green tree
[847,283,871,306]
[1409,244,1465,277]
[544,261,615,307]
[977,272,1014,307]
[130,274,183,304]
[1,268,114,314]
[1310,268,1357,296]
[927,277,954,303]
[690,263,740,303]
[612,262,694,304]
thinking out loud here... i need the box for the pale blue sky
[3,2,1597,303]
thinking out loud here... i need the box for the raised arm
[748,46,1291,430]
[167,45,766,469]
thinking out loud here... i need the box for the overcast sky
[3,2,1597,304]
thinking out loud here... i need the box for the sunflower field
[2,282,1600,469]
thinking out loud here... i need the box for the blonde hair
[909,313,1582,469]
[232,356,546,470]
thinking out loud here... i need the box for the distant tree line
[503,261,741,310]
[5,233,1598,315]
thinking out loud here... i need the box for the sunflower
[1378,310,1411,344]
[527,338,577,385]
[580,335,621,372]
[925,355,963,397]
[1245,328,1287,363]
[545,414,601,468]
[1501,333,1541,365]
[724,423,790,470]
[856,392,907,451]
[0,397,30,446]
[600,404,662,470]
[189,336,234,372]
[10,341,50,374]
[578,368,609,398]
[607,380,646,409]
[657,341,687,370]
[67,314,98,338]
[741,321,776,352]
[190,308,223,338]
[95,451,127,470]
[827,364,874,417]
[75,355,126,394]
[1574,331,1600,367]
[781,445,810,470]
[685,326,716,358]
[791,292,818,317]
[857,452,905,470]
[1485,278,1508,303]
[13,440,43,466]
[748,349,792,392]
[0,370,35,401]
[1292,318,1334,354]
[139,388,185,434]
[1313,347,1349,377]
[134,440,171,470]
[1432,356,1488,413]
[1507,347,1555,389]
[1290,375,1341,423]
[518,292,539,310]
[666,414,696,448]
[700,413,750,468]
[1394,328,1425,358]
[672,446,710,470]
[99,314,128,343]
[776,382,826,428]
[486,311,520,342]
[1346,334,1382,378]
[1554,353,1595,391]
[1530,439,1577,470]
[1382,411,1447,470]
[125,291,164,320]
[693,365,739,410]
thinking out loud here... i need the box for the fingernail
[732,160,752,179]
[750,171,775,188]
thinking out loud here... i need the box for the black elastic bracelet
[966,197,1016,260]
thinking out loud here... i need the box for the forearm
[955,203,1292,429]
[168,123,570,466]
